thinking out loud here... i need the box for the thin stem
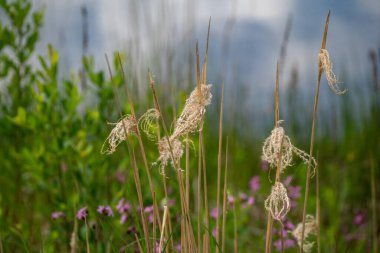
[371,157,378,253]
[196,40,203,253]
[198,129,202,253]
[216,83,225,251]
[186,134,190,210]
[153,192,157,253]
[201,130,210,248]
[148,73,196,250]
[316,159,320,253]
[159,206,169,252]
[280,222,285,253]
[134,233,144,253]
[117,53,162,232]
[106,55,151,253]
[221,138,229,253]
[85,219,90,253]
[265,62,283,253]
[233,201,238,253]
[300,11,330,253]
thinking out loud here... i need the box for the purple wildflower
[212,228,217,238]
[51,211,65,220]
[144,206,154,213]
[120,214,128,224]
[210,207,218,219]
[167,198,176,207]
[288,186,301,199]
[354,211,365,227]
[274,239,295,251]
[228,194,234,204]
[116,199,131,214]
[174,243,182,252]
[148,212,154,223]
[97,205,114,217]
[246,196,255,206]
[284,221,295,230]
[283,175,293,186]
[249,176,260,192]
[76,207,88,220]
[260,160,269,171]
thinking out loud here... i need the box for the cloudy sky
[34,0,380,124]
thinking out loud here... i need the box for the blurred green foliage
[0,0,379,252]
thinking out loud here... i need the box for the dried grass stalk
[292,215,317,253]
[156,137,184,174]
[262,125,318,175]
[154,84,212,174]
[319,49,346,95]
[138,108,160,140]
[264,182,290,221]
[101,115,137,154]
[172,84,212,139]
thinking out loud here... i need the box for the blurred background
[0,0,379,252]
[32,0,380,129]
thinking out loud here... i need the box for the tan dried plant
[156,137,184,175]
[138,108,160,140]
[262,123,318,175]
[292,215,317,253]
[154,84,212,175]
[319,49,346,95]
[264,182,290,221]
[171,84,212,139]
[101,115,137,154]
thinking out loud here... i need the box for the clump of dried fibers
[262,124,318,175]
[101,115,137,154]
[138,108,160,140]
[319,49,346,95]
[172,84,212,139]
[264,182,290,221]
[156,137,184,175]
[292,215,317,252]
[155,84,212,174]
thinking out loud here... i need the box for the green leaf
[9,106,26,126]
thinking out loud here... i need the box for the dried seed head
[172,84,212,139]
[292,215,318,253]
[319,49,346,95]
[262,126,293,170]
[156,137,184,175]
[101,115,137,155]
[264,182,290,221]
[138,108,160,140]
[262,125,318,175]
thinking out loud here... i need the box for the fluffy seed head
[172,84,212,139]
[264,182,290,221]
[138,108,160,140]
[262,126,293,171]
[319,49,346,95]
[101,115,137,155]
[292,215,318,253]
[156,137,184,175]
[262,125,318,175]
